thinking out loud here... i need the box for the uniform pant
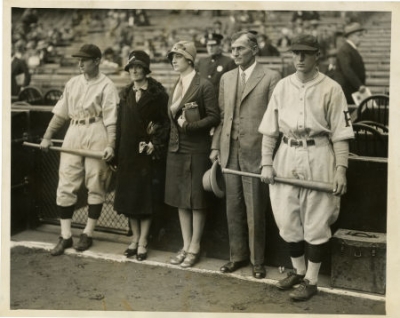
[57,120,112,207]
[270,138,340,245]
[224,139,267,265]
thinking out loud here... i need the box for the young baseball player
[39,44,119,256]
[258,34,354,301]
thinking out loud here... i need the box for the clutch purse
[183,102,201,123]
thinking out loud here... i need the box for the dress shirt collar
[239,60,257,83]
[346,39,358,50]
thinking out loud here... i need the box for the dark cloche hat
[72,44,102,59]
[124,50,151,73]
[289,34,320,51]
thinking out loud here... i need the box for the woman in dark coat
[165,41,220,268]
[113,50,169,261]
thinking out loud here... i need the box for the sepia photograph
[2,1,400,317]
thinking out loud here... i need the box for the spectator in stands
[257,34,280,57]
[133,9,150,26]
[197,33,236,94]
[212,20,223,35]
[113,51,169,261]
[102,47,122,68]
[11,41,31,97]
[210,31,281,279]
[277,28,292,50]
[334,22,366,104]
[39,44,119,256]
[320,48,337,79]
[165,41,219,268]
[21,8,38,34]
[259,34,353,301]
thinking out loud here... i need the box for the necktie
[240,72,246,95]
[170,79,183,117]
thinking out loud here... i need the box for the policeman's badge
[217,65,224,72]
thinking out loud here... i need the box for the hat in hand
[167,41,197,63]
[124,50,151,73]
[289,34,320,51]
[344,22,365,37]
[72,44,102,59]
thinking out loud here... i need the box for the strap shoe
[75,233,93,252]
[170,249,187,265]
[181,252,200,268]
[51,237,73,256]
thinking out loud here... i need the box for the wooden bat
[23,142,104,160]
[222,168,333,193]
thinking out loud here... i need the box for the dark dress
[113,77,169,218]
[164,73,219,210]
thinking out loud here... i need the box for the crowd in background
[11,8,368,94]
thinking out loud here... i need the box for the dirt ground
[9,246,385,315]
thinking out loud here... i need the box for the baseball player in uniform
[40,44,119,256]
[197,33,236,94]
[258,34,354,301]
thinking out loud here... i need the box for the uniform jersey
[259,72,354,142]
[259,72,354,245]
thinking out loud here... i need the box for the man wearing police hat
[197,33,236,94]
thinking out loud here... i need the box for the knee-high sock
[60,219,72,239]
[83,218,97,237]
[291,255,306,276]
[305,260,321,285]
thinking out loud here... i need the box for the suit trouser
[224,139,267,265]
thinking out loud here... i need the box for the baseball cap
[124,50,151,73]
[289,34,320,51]
[167,41,197,63]
[72,44,102,59]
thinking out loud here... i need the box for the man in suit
[334,22,366,104]
[210,31,281,279]
[197,33,236,94]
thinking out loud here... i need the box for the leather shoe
[136,245,147,261]
[276,271,305,290]
[220,260,249,273]
[289,279,318,301]
[181,252,200,268]
[124,248,137,258]
[170,249,187,265]
[253,264,266,279]
[75,233,93,252]
[51,237,73,256]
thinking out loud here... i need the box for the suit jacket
[168,73,219,154]
[211,63,281,172]
[334,41,366,103]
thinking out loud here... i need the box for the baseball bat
[222,168,333,193]
[23,142,104,160]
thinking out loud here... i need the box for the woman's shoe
[170,249,187,265]
[136,245,147,261]
[181,252,200,268]
[124,248,137,258]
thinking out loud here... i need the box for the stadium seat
[18,86,43,105]
[350,122,387,158]
[43,89,63,106]
[356,94,389,127]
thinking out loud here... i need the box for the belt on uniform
[70,117,101,126]
[283,136,315,147]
